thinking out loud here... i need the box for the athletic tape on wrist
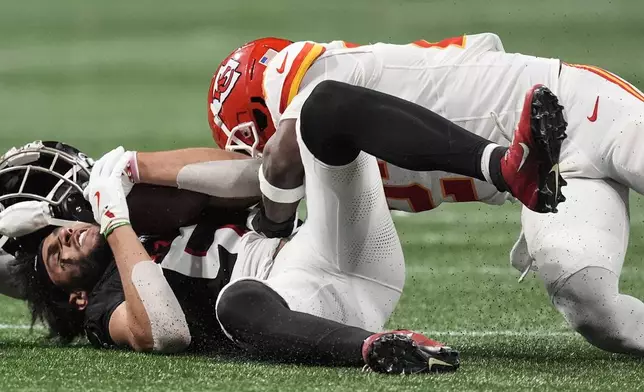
[103,220,131,238]
[258,164,305,204]
[126,152,140,184]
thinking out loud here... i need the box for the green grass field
[1,0,644,390]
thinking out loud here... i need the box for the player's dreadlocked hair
[9,249,86,343]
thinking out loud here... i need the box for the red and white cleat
[362,330,460,374]
[501,84,568,213]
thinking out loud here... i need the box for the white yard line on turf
[406,265,644,276]
[423,330,576,337]
[0,324,42,330]
[0,323,575,337]
[406,265,515,275]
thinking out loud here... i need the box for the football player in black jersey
[1,141,459,374]
[1,142,254,349]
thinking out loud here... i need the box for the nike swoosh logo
[276,53,288,74]
[95,191,115,219]
[517,142,530,172]
[550,163,560,201]
[587,96,599,122]
[427,357,453,370]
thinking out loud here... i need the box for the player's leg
[216,279,458,373]
[217,233,375,366]
[556,64,644,191]
[217,113,459,373]
[272,112,406,331]
[518,178,644,354]
[602,97,644,194]
[216,279,371,366]
[218,123,400,362]
[295,104,459,370]
[301,80,567,213]
[554,267,644,354]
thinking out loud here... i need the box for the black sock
[489,146,509,192]
[216,280,372,366]
[300,80,495,183]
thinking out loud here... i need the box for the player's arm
[135,148,261,199]
[105,225,190,353]
[86,147,190,353]
[256,46,370,237]
[258,119,304,230]
[108,302,148,351]
[125,147,261,208]
[126,148,260,234]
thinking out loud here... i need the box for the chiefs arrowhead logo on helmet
[210,58,241,117]
[207,37,292,157]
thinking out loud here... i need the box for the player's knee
[561,298,633,352]
[553,268,633,352]
[301,81,360,165]
[555,284,608,337]
[301,81,345,141]
[302,80,346,127]
[217,280,262,330]
[216,280,287,335]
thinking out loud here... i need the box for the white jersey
[155,224,245,280]
[262,33,561,211]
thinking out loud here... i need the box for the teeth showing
[79,231,87,247]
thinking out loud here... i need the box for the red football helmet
[208,37,293,157]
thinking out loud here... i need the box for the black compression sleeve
[216,280,371,366]
[299,80,499,182]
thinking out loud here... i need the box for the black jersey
[84,212,248,352]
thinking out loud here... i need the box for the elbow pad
[131,261,191,353]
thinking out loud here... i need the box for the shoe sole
[530,85,568,213]
[367,333,460,375]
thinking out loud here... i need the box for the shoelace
[518,261,533,283]
[490,111,514,143]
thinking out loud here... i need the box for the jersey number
[378,161,478,212]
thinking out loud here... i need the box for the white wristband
[258,164,305,204]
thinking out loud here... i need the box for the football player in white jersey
[208,33,644,355]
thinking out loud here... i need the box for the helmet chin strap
[46,217,79,227]
[0,212,79,254]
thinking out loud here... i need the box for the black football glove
[249,205,303,238]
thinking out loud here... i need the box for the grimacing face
[40,223,103,290]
